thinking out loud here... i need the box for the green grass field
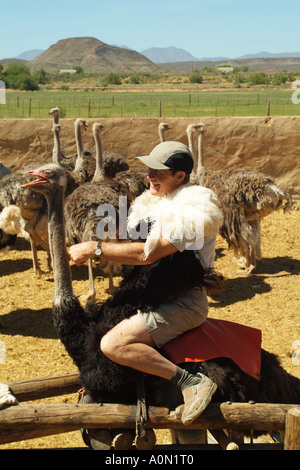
[1,88,299,118]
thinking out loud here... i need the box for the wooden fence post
[284,407,300,450]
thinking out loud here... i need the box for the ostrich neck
[74,124,84,171]
[92,130,105,182]
[197,132,206,173]
[187,129,197,177]
[47,187,73,298]
[52,130,61,165]
[158,128,165,142]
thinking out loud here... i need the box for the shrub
[272,72,288,85]
[190,70,203,84]
[249,72,269,85]
[0,62,39,90]
[129,74,140,84]
[101,73,122,86]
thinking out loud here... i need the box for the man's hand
[68,238,178,266]
[68,241,97,265]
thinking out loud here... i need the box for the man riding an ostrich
[69,141,223,426]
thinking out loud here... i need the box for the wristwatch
[94,240,102,258]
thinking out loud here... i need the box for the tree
[249,72,269,85]
[33,68,49,85]
[129,74,140,84]
[1,62,39,90]
[101,73,122,86]
[190,70,203,84]
[272,72,288,85]
[73,66,84,74]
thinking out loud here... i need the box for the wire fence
[0,91,299,118]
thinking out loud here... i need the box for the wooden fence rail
[8,371,80,402]
[1,373,300,449]
[0,401,299,448]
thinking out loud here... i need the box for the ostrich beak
[21,170,49,188]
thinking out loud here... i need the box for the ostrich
[158,122,172,142]
[24,162,300,449]
[51,112,129,182]
[50,116,96,183]
[0,120,75,273]
[64,122,122,298]
[187,123,255,271]
[0,164,50,273]
[188,123,291,273]
[0,119,62,270]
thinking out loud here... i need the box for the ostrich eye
[44,170,54,177]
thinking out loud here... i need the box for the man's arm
[68,238,178,266]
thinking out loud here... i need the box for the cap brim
[135,155,170,170]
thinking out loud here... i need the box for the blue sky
[1,0,299,59]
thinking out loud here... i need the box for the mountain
[29,37,157,74]
[141,46,199,63]
[140,48,300,64]
[198,56,230,62]
[236,51,300,59]
[16,49,44,61]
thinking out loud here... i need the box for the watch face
[95,248,102,256]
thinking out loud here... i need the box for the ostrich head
[158,122,172,142]
[196,122,205,133]
[93,122,105,134]
[186,122,204,135]
[49,107,60,117]
[21,164,66,195]
[158,122,171,132]
[49,107,60,124]
[75,118,88,132]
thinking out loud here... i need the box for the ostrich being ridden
[23,163,300,449]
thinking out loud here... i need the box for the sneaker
[181,373,217,425]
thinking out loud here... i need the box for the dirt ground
[0,201,299,449]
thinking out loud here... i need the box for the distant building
[59,69,77,75]
[217,66,233,73]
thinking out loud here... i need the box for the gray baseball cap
[136,141,194,174]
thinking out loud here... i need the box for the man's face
[147,168,186,197]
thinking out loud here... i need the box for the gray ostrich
[187,123,291,273]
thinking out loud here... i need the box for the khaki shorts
[138,287,208,349]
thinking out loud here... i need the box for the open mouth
[150,182,160,191]
[21,170,49,188]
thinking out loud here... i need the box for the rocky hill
[29,37,158,74]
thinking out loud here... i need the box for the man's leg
[100,314,217,425]
[100,314,177,379]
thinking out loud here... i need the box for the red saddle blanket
[162,318,262,380]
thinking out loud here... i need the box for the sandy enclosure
[0,204,299,449]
